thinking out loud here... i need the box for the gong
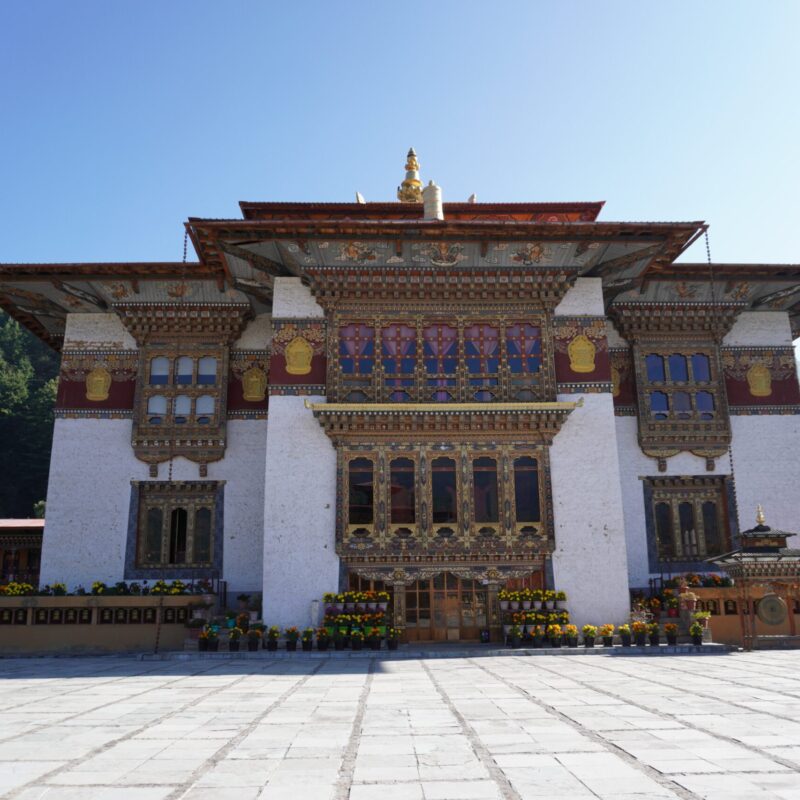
[756,593,787,626]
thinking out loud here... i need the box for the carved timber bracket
[114,303,252,345]
[609,302,746,341]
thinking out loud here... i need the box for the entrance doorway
[405,572,488,642]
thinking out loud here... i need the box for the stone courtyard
[1,652,800,799]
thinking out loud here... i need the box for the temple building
[2,150,799,640]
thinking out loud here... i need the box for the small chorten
[397,148,423,202]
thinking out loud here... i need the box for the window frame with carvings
[329,313,554,403]
[340,444,550,561]
[125,480,224,579]
[643,476,734,572]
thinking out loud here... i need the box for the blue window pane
[696,391,714,411]
[400,357,415,372]
[340,358,354,374]
[692,354,711,381]
[442,358,457,373]
[508,358,523,374]
[646,355,665,382]
[466,358,481,374]
[473,390,495,402]
[650,391,669,412]
[526,356,541,373]
[668,354,688,382]
[384,359,396,374]
[424,358,438,374]
[486,357,499,372]
[673,391,691,411]
[360,358,374,374]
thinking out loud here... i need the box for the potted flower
[367,627,382,651]
[521,589,532,610]
[285,626,300,651]
[350,629,365,651]
[246,627,262,651]
[199,626,219,652]
[546,623,562,647]
[599,624,614,647]
[692,610,711,629]
[564,624,579,647]
[680,591,698,612]
[237,593,251,611]
[530,624,544,647]
[186,617,206,640]
[689,621,704,646]
[300,628,314,651]
[228,626,243,652]
[316,627,330,651]
[553,590,567,610]
[582,624,597,648]
[647,622,660,647]
[266,626,280,651]
[508,624,522,648]
[334,629,346,651]
[377,590,390,612]
[386,627,402,650]
[664,622,679,646]
[235,612,250,632]
[649,597,662,617]
[509,591,520,611]
[617,624,632,647]
[631,620,648,646]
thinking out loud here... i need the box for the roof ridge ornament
[397,147,423,203]
[756,504,766,525]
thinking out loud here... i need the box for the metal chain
[705,229,740,533]
[167,231,190,483]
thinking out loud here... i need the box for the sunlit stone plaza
[2,652,800,800]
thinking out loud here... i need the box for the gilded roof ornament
[397,147,423,202]
[756,504,766,525]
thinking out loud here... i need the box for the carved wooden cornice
[343,560,545,585]
[114,303,252,345]
[609,302,745,340]
[306,400,579,444]
[304,267,578,309]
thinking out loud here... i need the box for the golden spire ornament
[756,504,766,525]
[397,147,423,202]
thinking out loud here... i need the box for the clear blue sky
[1,2,798,265]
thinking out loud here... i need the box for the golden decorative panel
[85,366,112,401]
[746,364,772,397]
[284,337,313,375]
[567,335,596,373]
[242,367,268,401]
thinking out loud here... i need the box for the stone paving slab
[0,652,799,799]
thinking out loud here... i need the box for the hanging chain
[705,228,740,533]
[167,231,190,483]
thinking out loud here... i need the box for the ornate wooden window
[646,476,731,566]
[330,315,552,402]
[338,445,551,561]
[135,481,219,570]
[644,351,717,422]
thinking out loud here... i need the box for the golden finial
[756,504,766,525]
[397,147,423,202]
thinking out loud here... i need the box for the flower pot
[198,639,209,652]
[286,641,297,652]
[352,639,363,651]
[318,640,329,651]
[499,600,509,611]
[634,633,646,646]
[549,638,561,648]
[334,602,344,611]
[621,634,632,647]
[691,634,703,646]
[247,639,259,651]
[540,601,549,610]
[369,640,381,651]
[666,634,678,646]
[521,600,532,610]
[302,640,313,651]
[649,634,660,647]
[602,636,613,647]
[567,637,578,648]
[344,603,354,611]
[387,639,399,651]
[267,640,278,652]
[584,637,595,648]
[378,602,388,611]
[552,600,560,610]
[334,640,344,651]
[509,601,520,610]
[366,602,376,611]
[229,640,240,652]
[532,635,542,648]
[667,607,679,618]
[208,640,219,652]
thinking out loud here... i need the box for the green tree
[0,312,59,517]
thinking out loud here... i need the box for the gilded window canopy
[305,400,580,446]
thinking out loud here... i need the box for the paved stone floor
[2,652,800,800]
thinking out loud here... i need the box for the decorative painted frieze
[55,349,138,415]
[722,347,800,414]
[552,316,611,393]
[227,350,269,417]
[269,319,327,392]
[609,348,636,415]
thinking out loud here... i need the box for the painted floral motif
[511,243,548,265]
[415,242,466,267]
[728,282,751,301]
[104,282,132,300]
[335,242,378,264]
[674,282,698,299]
[272,321,326,354]
[721,349,796,382]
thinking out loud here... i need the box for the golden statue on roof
[397,147,423,202]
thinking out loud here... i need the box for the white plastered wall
[40,313,267,594]
[261,277,339,627]
[550,278,631,626]
[724,311,800,533]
